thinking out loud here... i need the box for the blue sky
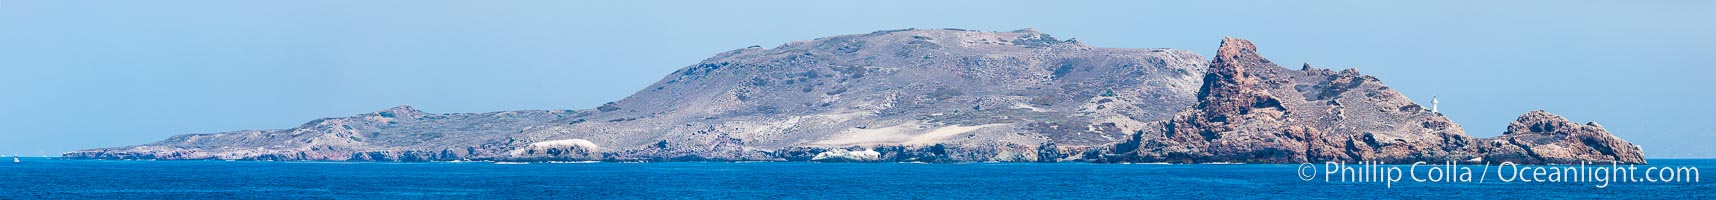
[2,0,1712,157]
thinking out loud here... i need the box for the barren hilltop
[65,29,1645,164]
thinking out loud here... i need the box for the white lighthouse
[1431,96,1439,113]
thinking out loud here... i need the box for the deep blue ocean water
[1,158,1710,199]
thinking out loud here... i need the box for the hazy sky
[2,0,1712,157]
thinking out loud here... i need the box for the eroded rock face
[1475,110,1647,164]
[1195,37,1285,126]
[63,29,1645,164]
[1095,37,1642,164]
[1098,37,1475,164]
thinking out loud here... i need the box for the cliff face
[1098,37,1476,163]
[63,29,1645,164]
[1098,37,1644,164]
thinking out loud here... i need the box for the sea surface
[2,158,1710,199]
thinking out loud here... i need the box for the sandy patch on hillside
[811,122,1009,146]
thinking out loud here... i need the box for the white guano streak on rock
[507,139,600,156]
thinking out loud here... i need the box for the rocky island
[64,29,1646,164]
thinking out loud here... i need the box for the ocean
[2,158,1710,199]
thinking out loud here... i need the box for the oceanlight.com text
[1296,161,1700,188]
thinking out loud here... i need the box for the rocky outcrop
[1096,37,1480,164]
[1089,37,1642,164]
[63,29,1645,164]
[810,149,882,162]
[502,139,603,161]
[1475,110,1647,164]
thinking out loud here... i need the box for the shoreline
[45,157,1709,165]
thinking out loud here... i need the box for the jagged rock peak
[1196,37,1282,121]
[1209,37,1274,73]
[1216,37,1256,57]
[1202,37,1261,96]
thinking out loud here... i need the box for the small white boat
[12,156,18,163]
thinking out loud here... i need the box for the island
[65,29,1645,164]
